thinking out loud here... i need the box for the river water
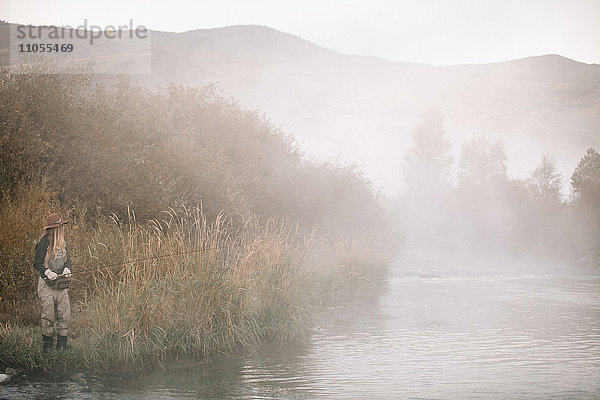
[2,261,599,399]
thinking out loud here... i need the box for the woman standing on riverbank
[32,213,72,352]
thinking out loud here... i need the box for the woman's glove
[63,268,71,278]
[44,269,58,280]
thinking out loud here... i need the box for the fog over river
[2,260,599,399]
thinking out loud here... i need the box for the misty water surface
[2,261,599,399]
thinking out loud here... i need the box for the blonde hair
[43,225,68,268]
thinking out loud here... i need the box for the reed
[0,208,390,372]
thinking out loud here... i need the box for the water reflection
[2,265,599,399]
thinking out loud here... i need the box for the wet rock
[0,373,11,383]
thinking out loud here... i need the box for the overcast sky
[2,0,599,66]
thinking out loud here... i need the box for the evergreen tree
[571,148,600,203]
[570,148,600,262]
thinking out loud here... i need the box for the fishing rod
[53,242,252,281]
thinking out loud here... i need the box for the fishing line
[64,243,251,277]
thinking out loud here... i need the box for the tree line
[0,66,384,234]
[400,110,600,264]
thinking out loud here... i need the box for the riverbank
[0,208,391,373]
[4,265,598,398]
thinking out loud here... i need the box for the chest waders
[39,250,71,351]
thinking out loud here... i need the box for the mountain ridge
[1,22,599,192]
[148,26,600,192]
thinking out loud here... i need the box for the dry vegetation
[0,64,393,372]
[0,65,383,230]
[0,195,390,371]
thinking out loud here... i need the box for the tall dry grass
[70,208,310,370]
[1,200,390,372]
[0,182,59,325]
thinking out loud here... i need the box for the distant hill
[2,22,599,193]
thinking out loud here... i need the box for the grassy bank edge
[0,210,391,373]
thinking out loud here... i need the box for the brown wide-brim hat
[44,213,69,229]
